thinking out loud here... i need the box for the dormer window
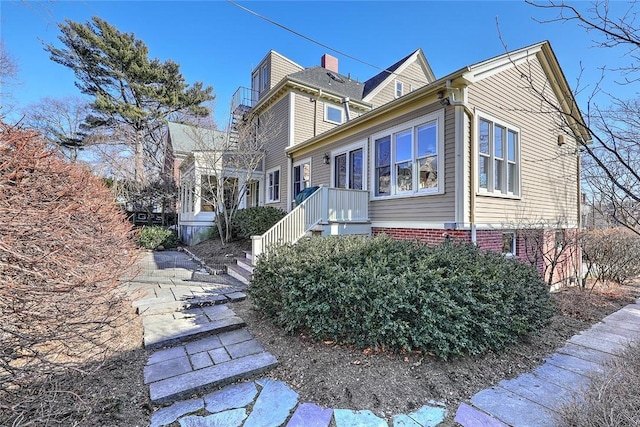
[252,63,271,97]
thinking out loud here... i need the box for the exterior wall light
[323,153,330,164]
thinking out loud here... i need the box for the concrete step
[243,251,253,262]
[227,263,251,285]
[142,305,246,349]
[235,256,253,274]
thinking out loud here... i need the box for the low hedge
[138,226,178,250]
[250,235,555,360]
[231,206,286,239]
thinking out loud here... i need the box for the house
[170,122,263,245]
[232,41,587,285]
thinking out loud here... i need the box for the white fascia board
[463,44,544,83]
[362,50,422,103]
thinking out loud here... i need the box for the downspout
[342,97,352,122]
[445,81,476,244]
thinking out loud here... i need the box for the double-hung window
[334,146,364,190]
[478,113,520,196]
[373,112,443,198]
[293,160,310,198]
[395,80,404,98]
[267,167,280,203]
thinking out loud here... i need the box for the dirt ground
[1,303,150,427]
[5,238,636,426]
[190,238,640,424]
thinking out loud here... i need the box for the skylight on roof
[327,72,345,83]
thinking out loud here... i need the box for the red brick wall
[371,226,580,285]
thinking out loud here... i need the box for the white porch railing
[251,186,369,265]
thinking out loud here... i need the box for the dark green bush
[250,235,555,360]
[232,206,286,239]
[138,226,178,249]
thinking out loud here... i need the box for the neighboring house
[237,41,587,285]
[173,122,262,245]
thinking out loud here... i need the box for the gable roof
[287,41,589,155]
[288,66,365,101]
[167,122,227,154]
[362,48,436,101]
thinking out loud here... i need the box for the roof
[287,40,589,154]
[287,66,365,101]
[166,122,227,154]
[363,50,418,98]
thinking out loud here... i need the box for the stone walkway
[124,250,640,427]
[454,301,640,426]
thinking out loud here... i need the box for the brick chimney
[321,54,338,73]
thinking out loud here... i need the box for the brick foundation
[371,226,580,286]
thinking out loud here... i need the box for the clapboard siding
[369,106,456,223]
[268,52,303,91]
[291,101,456,224]
[468,56,579,226]
[369,61,431,108]
[262,95,291,212]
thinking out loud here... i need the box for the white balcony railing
[251,186,369,265]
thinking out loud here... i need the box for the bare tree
[524,0,640,235]
[181,110,281,243]
[22,96,91,162]
[0,41,19,119]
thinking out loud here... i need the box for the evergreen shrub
[232,206,286,239]
[138,226,178,249]
[250,235,555,359]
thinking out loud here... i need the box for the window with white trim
[372,112,443,198]
[325,104,343,124]
[478,113,520,196]
[292,160,310,198]
[395,80,403,98]
[267,167,280,203]
[502,232,516,257]
[261,65,269,91]
[334,146,364,190]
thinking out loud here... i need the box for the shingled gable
[362,48,436,101]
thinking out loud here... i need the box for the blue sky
[1,1,631,127]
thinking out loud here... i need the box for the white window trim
[266,166,281,203]
[370,110,445,200]
[292,157,312,199]
[324,103,344,124]
[330,141,367,190]
[395,80,404,98]
[476,111,521,198]
[502,231,517,258]
[261,65,269,91]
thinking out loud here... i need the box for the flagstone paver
[243,379,299,427]
[131,252,640,426]
[333,409,388,427]
[149,398,204,427]
[286,403,333,427]
[204,382,258,413]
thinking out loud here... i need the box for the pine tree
[45,17,214,183]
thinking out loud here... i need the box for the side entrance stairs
[226,250,253,285]
[122,250,276,405]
